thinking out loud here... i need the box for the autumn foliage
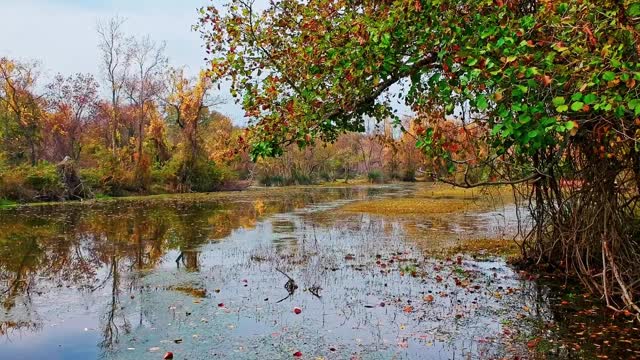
[0,46,244,200]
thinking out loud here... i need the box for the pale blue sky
[0,0,248,122]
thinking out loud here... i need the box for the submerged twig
[275,267,298,303]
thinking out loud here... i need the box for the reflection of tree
[175,250,200,272]
[0,211,106,338]
[99,256,130,351]
[1,235,40,311]
[0,189,360,351]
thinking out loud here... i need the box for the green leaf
[445,103,455,114]
[519,114,532,123]
[629,3,640,17]
[571,102,584,112]
[381,33,391,48]
[505,55,517,63]
[565,121,575,130]
[552,97,565,106]
[476,95,489,111]
[628,99,640,110]
[602,71,616,81]
[583,93,597,105]
[571,92,583,101]
[556,105,569,113]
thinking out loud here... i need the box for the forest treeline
[0,17,427,203]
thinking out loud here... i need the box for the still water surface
[0,185,637,359]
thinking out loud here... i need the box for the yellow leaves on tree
[0,58,44,165]
[165,68,213,158]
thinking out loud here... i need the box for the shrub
[402,169,416,182]
[79,159,138,197]
[258,174,285,187]
[290,170,313,185]
[188,158,223,192]
[367,170,384,184]
[319,172,333,182]
[0,162,65,201]
[78,167,104,191]
[156,153,225,193]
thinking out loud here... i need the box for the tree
[97,16,130,154]
[124,35,167,178]
[164,69,216,158]
[199,1,640,314]
[45,73,100,160]
[163,68,219,191]
[0,58,44,166]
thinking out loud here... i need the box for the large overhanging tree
[198,0,640,314]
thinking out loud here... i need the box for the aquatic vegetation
[431,238,521,260]
[340,183,512,216]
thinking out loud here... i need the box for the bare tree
[45,73,100,160]
[97,16,130,154]
[124,35,167,173]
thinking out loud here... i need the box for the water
[0,184,637,359]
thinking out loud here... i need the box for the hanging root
[519,144,640,319]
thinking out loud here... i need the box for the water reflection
[0,185,637,359]
[0,187,374,352]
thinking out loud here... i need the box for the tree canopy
[199,0,639,164]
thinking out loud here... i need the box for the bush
[367,170,384,184]
[188,158,223,192]
[402,169,416,182]
[0,162,65,201]
[79,158,138,197]
[258,174,286,187]
[79,167,104,191]
[154,153,224,193]
[290,170,313,185]
[319,172,333,182]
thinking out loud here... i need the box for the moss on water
[341,197,478,215]
[170,286,208,298]
[317,178,370,186]
[340,183,512,216]
[430,238,521,259]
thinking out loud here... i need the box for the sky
[0,0,247,123]
[0,0,411,126]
